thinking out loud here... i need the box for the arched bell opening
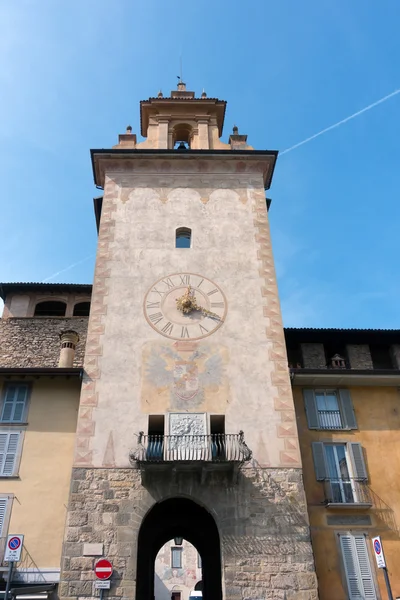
[136,497,222,600]
[172,123,193,149]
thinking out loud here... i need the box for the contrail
[41,254,95,283]
[280,88,400,156]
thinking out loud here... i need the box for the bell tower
[61,83,317,600]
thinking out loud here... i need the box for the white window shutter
[354,536,377,600]
[340,535,376,600]
[0,498,7,537]
[303,390,319,428]
[0,432,20,476]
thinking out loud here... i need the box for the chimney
[59,330,79,368]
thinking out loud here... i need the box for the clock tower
[61,83,317,600]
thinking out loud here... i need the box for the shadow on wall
[154,573,173,600]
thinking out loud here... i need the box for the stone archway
[136,497,222,600]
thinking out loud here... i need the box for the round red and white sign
[94,559,113,580]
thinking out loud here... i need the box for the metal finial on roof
[158,90,163,98]
[126,125,132,133]
[233,125,239,135]
[201,89,207,98]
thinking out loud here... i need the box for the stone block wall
[0,318,88,367]
[300,344,326,369]
[60,467,318,600]
[346,344,373,370]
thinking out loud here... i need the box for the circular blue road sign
[8,537,21,550]
[374,539,381,554]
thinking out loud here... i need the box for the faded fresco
[141,341,229,413]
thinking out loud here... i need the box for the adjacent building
[0,83,398,600]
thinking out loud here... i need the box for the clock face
[144,273,227,340]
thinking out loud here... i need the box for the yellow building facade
[288,328,400,600]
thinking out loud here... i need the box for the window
[0,432,21,476]
[171,547,182,568]
[339,534,377,600]
[1,384,29,423]
[147,415,164,460]
[312,442,368,504]
[34,301,66,317]
[304,389,357,430]
[73,302,90,317]
[176,227,191,249]
[0,498,8,537]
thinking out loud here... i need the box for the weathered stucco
[76,157,299,470]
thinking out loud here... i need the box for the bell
[176,141,187,150]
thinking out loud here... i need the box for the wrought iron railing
[318,410,343,429]
[323,478,372,505]
[130,432,252,464]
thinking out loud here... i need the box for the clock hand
[175,286,221,320]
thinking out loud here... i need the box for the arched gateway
[136,498,222,600]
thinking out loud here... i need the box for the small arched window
[176,227,191,249]
[73,301,91,317]
[34,301,66,317]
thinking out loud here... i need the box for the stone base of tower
[59,467,318,600]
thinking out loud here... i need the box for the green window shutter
[339,389,357,429]
[304,390,319,429]
[349,442,368,480]
[1,384,28,422]
[312,442,327,480]
[0,432,20,476]
[0,498,7,537]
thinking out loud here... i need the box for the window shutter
[340,535,376,600]
[349,443,368,480]
[304,390,319,429]
[0,498,7,537]
[312,442,327,480]
[0,432,20,476]
[354,536,377,600]
[339,389,357,429]
[340,535,363,600]
[1,385,28,422]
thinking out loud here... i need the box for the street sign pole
[383,568,394,600]
[372,536,393,600]
[4,561,14,600]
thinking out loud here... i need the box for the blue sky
[1,0,399,328]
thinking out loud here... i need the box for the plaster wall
[0,378,79,575]
[76,158,299,470]
[293,384,400,600]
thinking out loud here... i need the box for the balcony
[318,410,343,429]
[130,432,252,484]
[323,478,372,508]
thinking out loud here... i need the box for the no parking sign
[372,536,386,569]
[4,535,24,562]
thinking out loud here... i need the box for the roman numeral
[207,288,218,296]
[161,322,174,335]
[197,279,204,288]
[179,274,190,285]
[199,324,209,335]
[211,302,224,308]
[152,287,164,297]
[149,312,163,325]
[146,301,161,309]
[162,278,174,289]
[181,327,190,338]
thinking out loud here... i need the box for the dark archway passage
[136,498,222,600]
